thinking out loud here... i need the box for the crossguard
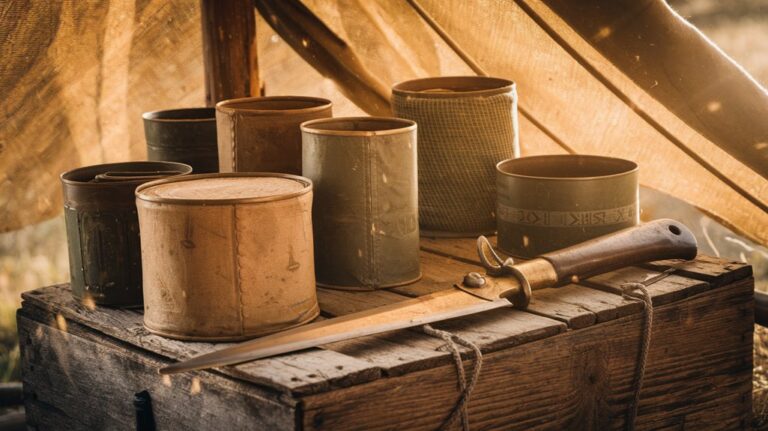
[456,236,534,308]
[476,236,514,276]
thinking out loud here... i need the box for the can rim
[392,76,515,98]
[142,107,216,123]
[300,116,416,137]
[215,96,332,116]
[60,161,193,186]
[135,172,313,205]
[496,155,639,181]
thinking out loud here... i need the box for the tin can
[216,96,332,174]
[143,108,219,173]
[61,161,192,307]
[392,76,519,237]
[136,173,319,341]
[301,117,420,290]
[496,155,639,257]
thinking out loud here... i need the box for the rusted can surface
[216,96,332,174]
[143,108,219,173]
[496,155,639,257]
[61,161,192,307]
[392,76,519,237]
[136,173,319,341]
[301,117,420,290]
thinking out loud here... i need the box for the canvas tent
[2,0,767,246]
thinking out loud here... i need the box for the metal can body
[302,117,420,290]
[136,173,319,341]
[143,108,219,173]
[392,76,519,237]
[496,155,639,257]
[216,96,332,175]
[61,161,192,307]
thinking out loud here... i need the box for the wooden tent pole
[200,0,259,106]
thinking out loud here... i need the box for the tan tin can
[135,173,319,341]
[216,96,332,175]
[496,155,639,258]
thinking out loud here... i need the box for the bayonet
[160,219,696,375]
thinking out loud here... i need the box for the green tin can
[496,155,639,258]
[61,161,192,307]
[301,117,420,290]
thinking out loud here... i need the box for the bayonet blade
[160,285,514,375]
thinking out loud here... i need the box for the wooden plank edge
[19,291,384,397]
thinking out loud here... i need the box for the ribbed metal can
[496,155,639,257]
[136,173,319,341]
[301,117,421,290]
[392,76,519,237]
[142,107,219,173]
[216,96,332,174]
[61,161,192,307]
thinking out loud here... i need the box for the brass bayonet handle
[466,219,697,308]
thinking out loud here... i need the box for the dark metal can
[216,96,332,175]
[496,155,639,257]
[301,117,421,290]
[61,161,192,307]
[142,108,219,173]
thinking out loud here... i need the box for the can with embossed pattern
[61,161,192,308]
[496,155,639,258]
[136,173,319,341]
[301,117,421,290]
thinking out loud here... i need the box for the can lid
[136,173,312,205]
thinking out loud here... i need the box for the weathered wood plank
[582,266,711,307]
[301,278,753,430]
[317,283,565,375]
[21,286,381,395]
[643,254,753,288]
[18,314,295,431]
[419,236,491,263]
[527,285,644,329]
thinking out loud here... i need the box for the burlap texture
[393,87,518,235]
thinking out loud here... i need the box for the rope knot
[422,324,483,431]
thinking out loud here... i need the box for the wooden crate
[18,238,754,430]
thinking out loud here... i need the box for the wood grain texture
[18,314,295,431]
[20,286,379,395]
[643,254,753,288]
[201,0,259,105]
[302,278,753,430]
[19,237,754,429]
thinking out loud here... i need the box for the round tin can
[143,107,219,173]
[136,173,319,341]
[61,161,192,307]
[392,76,519,237]
[216,96,332,175]
[496,155,639,257]
[301,117,421,290]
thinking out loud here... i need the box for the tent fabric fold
[2,0,767,247]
